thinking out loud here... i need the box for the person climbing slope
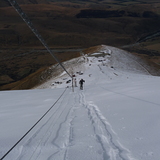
[79,79,85,90]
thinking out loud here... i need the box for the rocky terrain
[0,0,160,90]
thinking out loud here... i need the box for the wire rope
[7,0,72,78]
[0,87,67,160]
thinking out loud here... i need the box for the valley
[0,0,160,90]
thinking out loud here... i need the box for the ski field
[1,45,160,160]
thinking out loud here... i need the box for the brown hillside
[0,0,160,90]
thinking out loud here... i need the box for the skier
[79,79,85,90]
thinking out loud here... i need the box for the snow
[1,45,160,160]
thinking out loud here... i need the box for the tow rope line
[7,0,72,78]
[0,87,67,160]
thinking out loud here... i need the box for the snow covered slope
[1,45,160,160]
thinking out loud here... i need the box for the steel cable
[0,87,67,160]
[7,0,72,78]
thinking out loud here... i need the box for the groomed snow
[1,45,160,160]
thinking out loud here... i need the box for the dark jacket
[79,79,85,85]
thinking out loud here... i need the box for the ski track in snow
[79,92,135,160]
[47,94,76,160]
[14,89,75,160]
[15,87,135,160]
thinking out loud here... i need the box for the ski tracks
[13,88,136,160]
[14,89,76,160]
[79,92,136,160]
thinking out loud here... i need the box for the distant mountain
[0,0,160,90]
[16,0,50,4]
[1,0,159,7]
[0,0,49,7]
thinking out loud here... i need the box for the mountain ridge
[0,0,160,89]
[1,45,160,90]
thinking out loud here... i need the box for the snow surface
[1,45,160,160]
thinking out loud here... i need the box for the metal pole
[72,76,74,92]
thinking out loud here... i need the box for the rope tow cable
[0,88,67,160]
[7,0,72,78]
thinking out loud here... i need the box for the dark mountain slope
[0,0,160,90]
